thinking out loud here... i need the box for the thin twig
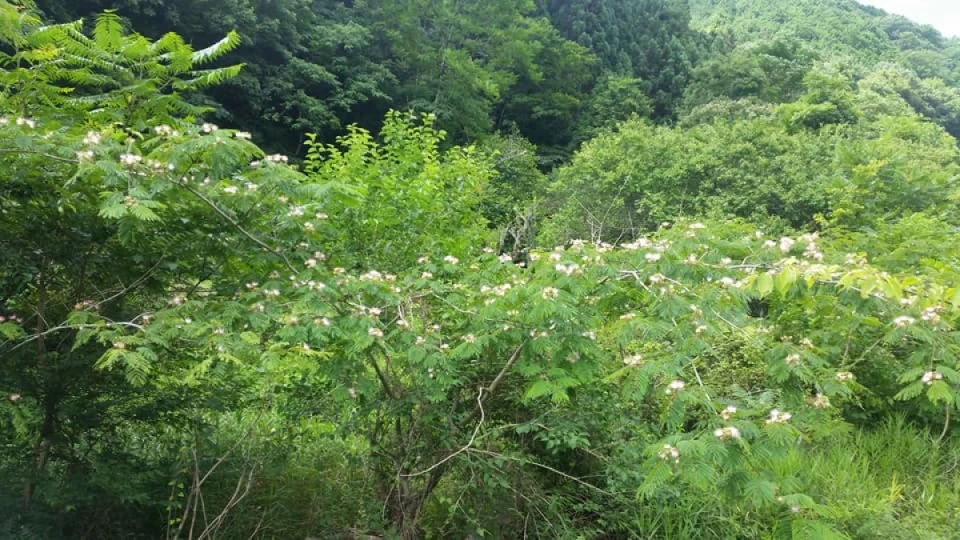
[198,466,256,539]
[463,341,527,425]
[246,508,267,540]
[937,404,951,445]
[180,183,297,274]
[486,341,527,397]
[402,389,485,478]
[5,321,145,352]
[467,448,613,496]
[198,407,268,487]
[94,257,166,308]
[0,148,78,163]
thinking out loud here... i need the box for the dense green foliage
[4,1,960,539]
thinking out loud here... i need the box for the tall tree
[539,0,703,118]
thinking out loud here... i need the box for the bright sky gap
[858,0,960,38]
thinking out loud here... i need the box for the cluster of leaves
[543,78,959,242]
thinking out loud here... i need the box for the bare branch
[0,148,78,164]
[180,183,297,275]
[402,389,485,478]
[467,448,613,496]
[4,321,145,353]
[486,341,527,397]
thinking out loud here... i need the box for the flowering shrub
[2,3,960,538]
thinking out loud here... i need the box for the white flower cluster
[201,122,219,133]
[541,287,560,299]
[146,159,174,172]
[766,409,792,424]
[921,306,942,324]
[721,405,737,420]
[555,263,580,276]
[623,354,642,367]
[658,444,681,464]
[83,131,102,146]
[154,125,179,137]
[264,154,289,164]
[480,283,512,297]
[779,237,795,254]
[800,233,823,261]
[443,255,459,265]
[0,313,23,324]
[714,426,741,441]
[622,237,652,250]
[835,371,855,382]
[120,153,142,167]
[359,270,388,282]
[922,371,943,385]
[665,380,685,396]
[893,315,916,328]
[812,393,831,408]
[845,253,867,266]
[785,353,801,366]
[717,276,745,288]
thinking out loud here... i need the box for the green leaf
[757,272,774,298]
[895,381,925,401]
[0,322,24,340]
[239,331,260,345]
[99,203,128,219]
[524,380,555,401]
[93,11,123,52]
[926,381,954,405]
[128,203,161,221]
[190,30,242,65]
[744,479,777,507]
[791,519,848,540]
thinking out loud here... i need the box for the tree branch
[467,448,613,496]
[463,341,527,426]
[0,148,78,164]
[4,321,145,353]
[180,183,297,275]
[371,353,398,400]
[401,389,485,478]
[486,341,527,398]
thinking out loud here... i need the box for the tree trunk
[23,399,56,510]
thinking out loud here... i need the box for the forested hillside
[4,0,960,538]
